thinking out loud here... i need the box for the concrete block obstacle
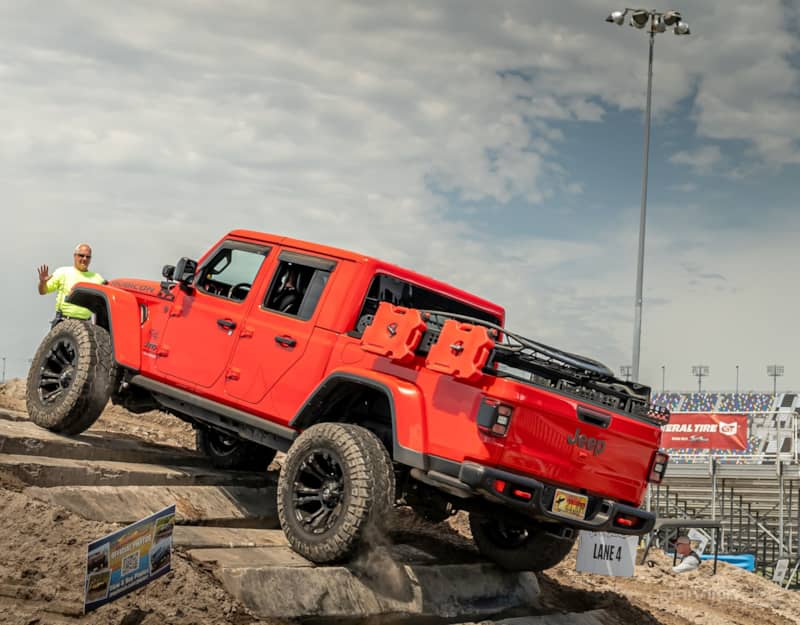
[0,408,555,622]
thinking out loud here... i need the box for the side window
[353,275,411,335]
[263,252,335,320]
[197,243,269,302]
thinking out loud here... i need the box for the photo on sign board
[153,514,175,544]
[85,570,110,603]
[149,540,171,576]
[86,543,109,574]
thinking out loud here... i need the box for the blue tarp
[701,553,755,571]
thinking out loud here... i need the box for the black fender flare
[290,369,427,469]
[67,285,142,370]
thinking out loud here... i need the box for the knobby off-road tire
[469,513,576,572]
[277,422,395,564]
[195,427,277,471]
[26,321,114,436]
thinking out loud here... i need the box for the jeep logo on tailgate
[567,427,606,455]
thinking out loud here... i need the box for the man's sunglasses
[75,253,92,259]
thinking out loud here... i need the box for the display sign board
[773,558,790,585]
[84,504,175,613]
[687,527,710,555]
[661,413,748,450]
[575,531,637,577]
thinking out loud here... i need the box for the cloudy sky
[1,1,799,393]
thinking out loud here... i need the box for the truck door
[156,241,271,388]
[224,250,337,409]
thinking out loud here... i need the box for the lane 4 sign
[575,531,637,577]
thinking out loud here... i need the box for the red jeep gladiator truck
[26,230,669,570]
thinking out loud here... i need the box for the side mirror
[173,257,198,292]
[162,264,175,280]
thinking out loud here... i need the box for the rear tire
[469,513,576,571]
[26,320,114,435]
[195,427,276,471]
[277,423,394,563]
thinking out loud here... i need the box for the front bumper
[458,461,655,535]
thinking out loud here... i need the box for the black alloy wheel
[277,422,395,564]
[195,427,275,471]
[469,513,576,571]
[36,336,79,404]
[291,449,346,534]
[26,321,114,435]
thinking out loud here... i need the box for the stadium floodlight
[674,21,691,35]
[630,10,650,28]
[605,8,692,382]
[692,365,710,392]
[620,365,632,382]
[767,365,784,396]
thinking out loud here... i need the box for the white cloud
[670,145,722,175]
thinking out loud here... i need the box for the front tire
[26,320,114,436]
[196,427,276,471]
[277,423,394,563]
[469,514,576,571]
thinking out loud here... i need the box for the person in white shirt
[672,535,702,573]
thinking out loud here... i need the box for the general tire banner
[661,413,748,450]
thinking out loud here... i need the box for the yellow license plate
[551,489,588,520]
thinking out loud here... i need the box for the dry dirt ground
[2,378,800,625]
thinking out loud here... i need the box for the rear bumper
[458,461,655,535]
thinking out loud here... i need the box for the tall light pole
[606,9,691,382]
[661,365,665,393]
[735,364,739,394]
[767,365,784,397]
[692,365,709,393]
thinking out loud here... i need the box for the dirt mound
[2,377,196,448]
[0,483,279,625]
[2,380,800,624]
[0,377,25,411]
[540,546,800,625]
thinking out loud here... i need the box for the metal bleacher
[649,391,800,583]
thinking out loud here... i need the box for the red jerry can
[360,302,427,364]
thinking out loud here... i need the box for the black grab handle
[577,406,611,429]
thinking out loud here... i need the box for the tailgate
[496,387,661,505]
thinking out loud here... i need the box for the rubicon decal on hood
[110,279,157,294]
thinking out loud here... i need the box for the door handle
[217,319,237,330]
[275,335,297,348]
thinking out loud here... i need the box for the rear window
[352,273,500,336]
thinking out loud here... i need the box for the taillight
[477,398,514,437]
[614,512,645,529]
[648,451,669,483]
